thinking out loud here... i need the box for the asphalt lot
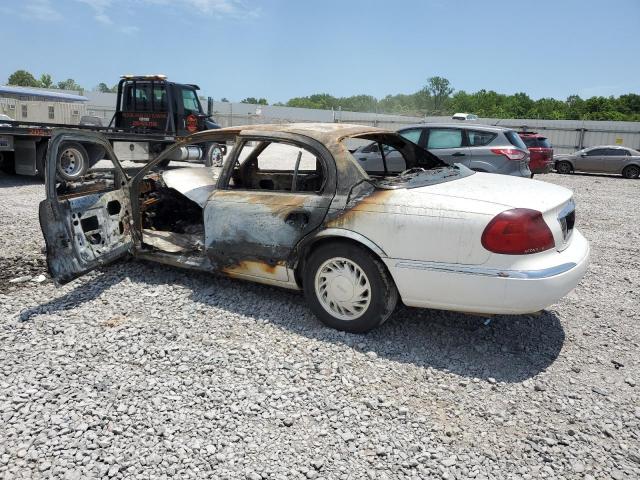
[0,170,638,479]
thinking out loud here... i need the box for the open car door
[39,130,133,285]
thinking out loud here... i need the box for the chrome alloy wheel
[314,257,371,321]
[58,147,85,178]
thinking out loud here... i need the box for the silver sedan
[555,145,640,179]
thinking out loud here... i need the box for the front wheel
[56,142,89,181]
[555,161,572,175]
[622,165,639,179]
[303,242,398,333]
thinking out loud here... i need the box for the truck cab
[112,75,219,136]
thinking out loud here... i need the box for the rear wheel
[56,142,89,181]
[556,161,572,174]
[204,143,226,167]
[303,242,398,333]
[622,165,639,179]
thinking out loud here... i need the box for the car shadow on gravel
[19,260,565,384]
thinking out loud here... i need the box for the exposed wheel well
[294,236,392,289]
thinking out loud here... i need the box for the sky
[2,0,639,103]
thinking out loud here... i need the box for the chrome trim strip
[394,260,577,279]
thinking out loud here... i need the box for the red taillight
[481,208,555,255]
[491,148,526,161]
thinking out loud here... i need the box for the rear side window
[467,130,497,146]
[427,129,463,149]
[608,148,629,156]
[504,131,527,150]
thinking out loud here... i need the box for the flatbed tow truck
[0,75,224,181]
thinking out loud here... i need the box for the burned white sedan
[40,124,589,332]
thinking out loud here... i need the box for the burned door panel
[204,191,332,281]
[40,130,133,284]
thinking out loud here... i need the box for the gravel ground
[0,171,638,480]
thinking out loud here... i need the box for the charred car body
[40,124,590,332]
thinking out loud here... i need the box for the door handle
[452,152,466,157]
[285,211,309,228]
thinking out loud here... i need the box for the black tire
[622,165,640,179]
[303,242,398,333]
[56,142,89,181]
[556,161,572,174]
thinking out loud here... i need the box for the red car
[518,132,554,176]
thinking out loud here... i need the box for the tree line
[6,70,639,121]
[282,77,640,121]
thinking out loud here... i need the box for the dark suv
[518,132,553,176]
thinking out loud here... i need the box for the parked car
[518,132,554,176]
[40,124,589,333]
[555,146,640,179]
[79,115,103,127]
[353,123,531,177]
[452,113,479,121]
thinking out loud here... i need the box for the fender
[303,228,388,258]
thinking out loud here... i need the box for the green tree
[96,82,111,93]
[39,74,54,88]
[220,97,229,102]
[7,70,41,87]
[57,78,83,92]
[424,76,454,112]
[240,97,268,105]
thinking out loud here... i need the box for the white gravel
[0,171,638,479]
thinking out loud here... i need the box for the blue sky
[3,0,639,103]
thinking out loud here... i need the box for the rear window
[522,137,552,148]
[505,131,527,150]
[467,130,497,146]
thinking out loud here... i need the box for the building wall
[0,98,87,125]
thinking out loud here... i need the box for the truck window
[123,82,167,112]
[181,88,201,115]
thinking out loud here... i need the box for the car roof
[585,145,632,150]
[398,123,511,132]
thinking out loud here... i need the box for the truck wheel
[303,242,398,333]
[56,142,89,181]
[204,143,225,167]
